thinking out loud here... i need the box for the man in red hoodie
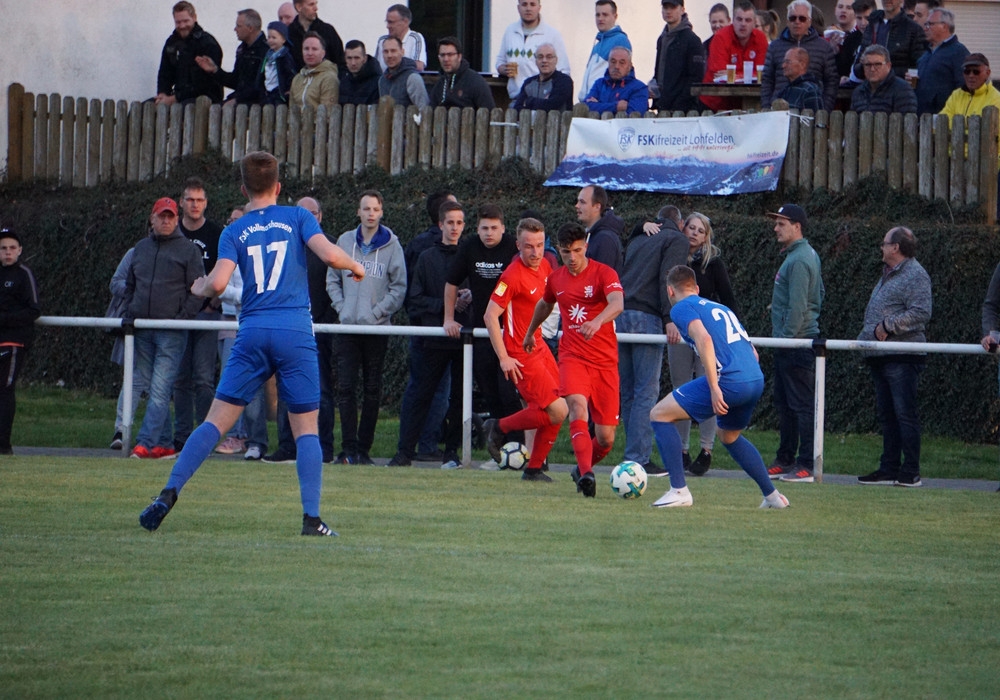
[701,0,769,111]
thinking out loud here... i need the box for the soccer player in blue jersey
[139,151,365,536]
[649,265,789,509]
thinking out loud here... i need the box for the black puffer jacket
[157,23,224,103]
[852,10,927,79]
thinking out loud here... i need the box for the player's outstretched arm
[689,319,728,415]
[308,234,364,280]
[191,259,237,299]
[523,299,555,353]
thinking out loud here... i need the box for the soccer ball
[610,461,648,499]
[499,441,529,470]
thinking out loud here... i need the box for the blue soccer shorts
[216,327,320,413]
[673,376,765,431]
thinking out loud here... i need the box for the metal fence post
[461,328,475,468]
[812,339,827,483]
[121,320,135,457]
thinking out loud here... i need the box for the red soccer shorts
[559,354,619,426]
[513,346,561,410]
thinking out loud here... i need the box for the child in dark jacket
[262,21,297,104]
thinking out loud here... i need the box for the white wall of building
[0,0,713,178]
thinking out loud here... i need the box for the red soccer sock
[499,407,551,433]
[570,419,593,473]
[526,422,560,470]
[591,437,612,466]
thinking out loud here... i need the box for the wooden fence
[6,82,998,223]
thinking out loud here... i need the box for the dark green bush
[1,154,996,440]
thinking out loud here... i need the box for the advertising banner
[544,112,790,195]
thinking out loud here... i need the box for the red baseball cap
[150,197,178,216]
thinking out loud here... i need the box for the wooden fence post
[980,106,998,225]
[783,108,798,186]
[87,98,101,186]
[112,100,127,181]
[432,106,447,169]
[7,83,25,182]
[49,94,64,181]
[33,94,47,181]
[153,103,168,179]
[460,107,475,169]
[474,107,489,169]
[62,96,77,186]
[858,111,874,178]
[812,110,827,190]
[967,114,981,208]
[933,113,950,202]
[326,104,341,176]
[338,103,354,173]
[100,99,114,183]
[950,113,966,202]
[192,96,210,154]
[375,96,394,171]
[828,110,843,193]
[872,111,888,177]
[902,112,918,193]
[843,110,859,188]
[798,109,814,190]
[403,105,419,171]
[918,113,933,198]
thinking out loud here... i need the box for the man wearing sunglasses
[940,53,1000,216]
[760,0,839,110]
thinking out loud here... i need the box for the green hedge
[1,154,997,441]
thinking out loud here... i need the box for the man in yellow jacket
[940,53,1000,216]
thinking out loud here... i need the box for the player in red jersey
[524,222,624,497]
[483,218,569,482]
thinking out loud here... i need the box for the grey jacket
[326,224,407,326]
[124,228,205,321]
[858,257,932,357]
[621,221,688,323]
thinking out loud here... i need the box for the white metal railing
[36,317,993,474]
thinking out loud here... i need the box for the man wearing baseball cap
[765,203,824,483]
[121,197,205,459]
[0,227,41,456]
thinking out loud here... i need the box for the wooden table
[690,82,855,111]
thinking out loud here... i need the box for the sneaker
[110,431,124,450]
[263,449,296,464]
[541,458,549,472]
[653,487,693,508]
[415,449,444,462]
[131,445,153,459]
[644,462,670,477]
[334,451,357,465]
[780,467,815,483]
[322,452,334,464]
[571,466,597,498]
[215,436,245,455]
[441,451,462,470]
[244,445,263,461]
[151,446,177,460]
[301,514,338,537]
[356,451,374,466]
[759,491,790,509]
[387,452,412,467]
[478,459,501,471]
[894,474,923,487]
[483,418,505,463]
[682,452,693,475]
[522,468,553,482]
[139,487,177,531]
[767,460,796,479]
[858,470,897,485]
[689,449,712,476]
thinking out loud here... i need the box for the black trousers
[0,345,26,452]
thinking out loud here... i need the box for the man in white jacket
[495,0,571,99]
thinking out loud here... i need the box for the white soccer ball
[610,461,648,499]
[499,441,529,470]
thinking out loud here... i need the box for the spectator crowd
[150,0,996,123]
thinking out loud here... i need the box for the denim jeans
[398,337,451,456]
[173,322,219,445]
[134,329,187,449]
[617,310,665,464]
[772,347,816,469]
[398,344,463,456]
[870,360,923,479]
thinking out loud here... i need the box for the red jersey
[490,255,552,358]
[543,260,623,366]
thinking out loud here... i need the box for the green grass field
[2,454,999,698]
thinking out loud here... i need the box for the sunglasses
[787,14,810,22]
[964,67,982,75]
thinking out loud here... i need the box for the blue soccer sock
[165,422,221,494]
[295,434,323,518]
[651,421,687,489]
[724,435,775,496]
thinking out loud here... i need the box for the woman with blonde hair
[756,9,781,41]
[666,212,739,476]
